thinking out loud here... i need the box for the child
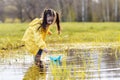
[22,8,61,68]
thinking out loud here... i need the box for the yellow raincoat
[22,18,51,55]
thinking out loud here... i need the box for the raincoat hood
[29,18,43,27]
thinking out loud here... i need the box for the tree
[114,0,118,21]
[0,0,5,22]
[1,0,120,22]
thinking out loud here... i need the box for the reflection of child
[22,9,61,68]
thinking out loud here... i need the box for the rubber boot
[35,54,44,69]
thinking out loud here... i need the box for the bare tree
[15,0,25,22]
[115,0,118,21]
[0,0,5,22]
[81,0,85,21]
[1,0,120,22]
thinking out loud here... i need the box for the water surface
[0,47,120,80]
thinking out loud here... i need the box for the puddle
[0,54,33,80]
[0,46,120,80]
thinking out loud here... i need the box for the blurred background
[0,0,120,23]
[0,0,120,80]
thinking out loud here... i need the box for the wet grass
[0,22,120,50]
[0,22,120,80]
[21,47,120,80]
[0,45,120,80]
[49,46,120,80]
[0,23,27,50]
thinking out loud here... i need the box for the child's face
[47,14,54,25]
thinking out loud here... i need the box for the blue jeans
[37,49,43,55]
[35,49,43,65]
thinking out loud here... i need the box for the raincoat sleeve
[32,28,46,50]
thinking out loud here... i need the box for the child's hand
[43,48,49,53]
[48,31,52,35]
[58,31,60,35]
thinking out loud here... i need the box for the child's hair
[38,8,61,34]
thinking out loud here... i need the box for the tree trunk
[82,0,85,22]
[115,0,118,21]
[106,0,110,21]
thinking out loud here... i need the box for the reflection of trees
[103,49,119,69]
[103,48,120,68]
[23,64,46,80]
[67,49,94,79]
[67,48,95,69]
[103,51,120,77]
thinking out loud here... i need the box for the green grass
[47,22,120,43]
[0,23,27,50]
[0,22,120,50]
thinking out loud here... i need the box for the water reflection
[66,48,120,80]
[0,47,120,80]
[102,52,120,79]
[23,64,46,80]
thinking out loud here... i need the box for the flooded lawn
[0,44,120,80]
[0,53,34,80]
